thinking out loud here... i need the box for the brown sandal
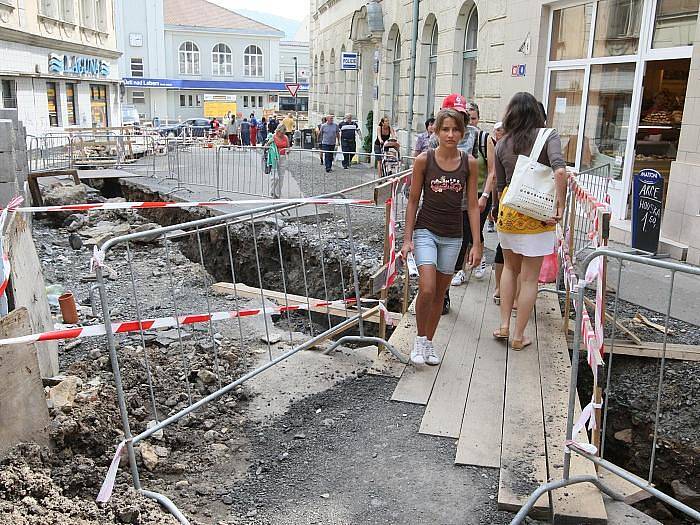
[511,338,532,351]
[492,327,509,340]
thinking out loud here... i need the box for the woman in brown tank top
[401,109,481,366]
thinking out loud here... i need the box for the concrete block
[0,308,51,459]
[0,120,15,151]
[0,181,19,205]
[0,109,19,128]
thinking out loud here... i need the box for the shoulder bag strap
[528,128,555,163]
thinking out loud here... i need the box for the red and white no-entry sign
[285,83,301,97]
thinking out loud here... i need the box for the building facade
[117,0,309,124]
[0,0,121,136]
[310,0,700,263]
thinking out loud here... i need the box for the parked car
[158,118,211,137]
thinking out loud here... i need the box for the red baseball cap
[441,94,469,114]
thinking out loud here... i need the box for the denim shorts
[413,228,462,275]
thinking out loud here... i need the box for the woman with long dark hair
[401,109,481,365]
[493,92,567,350]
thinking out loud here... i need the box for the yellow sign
[203,101,237,118]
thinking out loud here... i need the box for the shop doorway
[631,59,690,214]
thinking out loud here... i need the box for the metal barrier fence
[26,134,72,172]
[575,163,612,206]
[166,144,383,201]
[93,174,410,523]
[512,249,700,524]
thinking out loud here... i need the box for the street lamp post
[293,56,299,131]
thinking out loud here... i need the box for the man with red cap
[429,94,479,314]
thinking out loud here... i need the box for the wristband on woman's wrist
[481,192,490,199]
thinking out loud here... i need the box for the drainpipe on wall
[406,0,420,151]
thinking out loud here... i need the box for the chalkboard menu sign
[631,169,664,254]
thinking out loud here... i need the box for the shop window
[195,94,201,107]
[244,95,249,107]
[244,45,263,77]
[130,57,144,77]
[427,22,438,118]
[66,83,77,125]
[653,0,700,48]
[546,70,585,166]
[132,90,145,104]
[462,6,478,102]
[550,4,594,61]
[279,96,308,112]
[90,84,108,127]
[212,43,232,76]
[593,0,644,57]
[47,82,59,127]
[179,94,186,107]
[258,96,263,108]
[188,95,193,107]
[1,79,17,109]
[179,41,200,75]
[581,63,636,179]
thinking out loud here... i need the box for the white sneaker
[424,340,440,366]
[451,269,467,286]
[474,260,487,279]
[411,336,426,365]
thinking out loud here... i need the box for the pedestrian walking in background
[316,116,327,165]
[259,117,267,144]
[265,124,290,200]
[413,117,436,157]
[401,108,481,366]
[488,122,507,303]
[319,115,340,173]
[493,92,567,350]
[339,113,362,169]
[282,113,295,144]
[229,114,240,145]
[240,117,251,146]
[268,114,278,134]
[374,116,396,178]
[249,113,258,147]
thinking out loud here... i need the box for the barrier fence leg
[378,197,391,350]
[563,189,577,334]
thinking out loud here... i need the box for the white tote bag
[501,128,557,222]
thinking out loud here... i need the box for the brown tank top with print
[414,149,469,238]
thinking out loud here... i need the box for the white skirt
[498,230,555,257]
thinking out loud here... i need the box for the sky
[211,0,309,21]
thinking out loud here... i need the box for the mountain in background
[234,9,306,40]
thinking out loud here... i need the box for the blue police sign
[341,52,359,71]
[631,169,664,253]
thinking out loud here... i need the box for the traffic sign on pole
[285,83,300,97]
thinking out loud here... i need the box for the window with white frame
[653,0,700,48]
[212,43,232,76]
[179,41,200,75]
[426,22,439,118]
[132,90,145,104]
[244,45,263,77]
[61,0,75,23]
[462,6,478,101]
[80,0,94,28]
[40,0,59,18]
[130,57,144,77]
[95,0,107,31]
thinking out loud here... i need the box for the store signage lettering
[341,52,359,71]
[48,53,110,77]
[511,64,526,77]
[631,169,664,254]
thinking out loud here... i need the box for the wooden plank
[498,314,550,518]
[566,337,700,362]
[537,292,607,524]
[0,308,51,459]
[370,299,416,378]
[598,470,653,505]
[391,280,470,405]
[7,214,59,377]
[419,272,491,438]
[455,276,507,467]
[583,296,642,346]
[211,282,401,325]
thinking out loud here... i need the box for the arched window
[391,31,402,125]
[462,6,478,100]
[313,55,319,111]
[179,41,200,75]
[244,45,263,77]
[329,50,336,115]
[340,45,348,111]
[319,52,326,114]
[212,43,232,76]
[427,22,439,118]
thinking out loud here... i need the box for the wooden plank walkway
[377,272,608,522]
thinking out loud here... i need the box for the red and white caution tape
[0,196,23,303]
[96,440,126,503]
[0,298,395,347]
[385,181,399,290]
[3,198,375,214]
[566,397,603,456]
